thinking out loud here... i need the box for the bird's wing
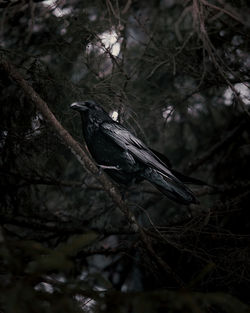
[101,122,178,180]
[149,147,206,185]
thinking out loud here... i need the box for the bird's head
[70,100,100,112]
[70,100,111,123]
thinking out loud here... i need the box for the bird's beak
[70,102,88,111]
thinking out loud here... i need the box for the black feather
[70,100,202,205]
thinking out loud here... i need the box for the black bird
[70,100,204,204]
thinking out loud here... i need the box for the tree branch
[0,56,184,287]
[0,57,130,216]
[186,120,246,174]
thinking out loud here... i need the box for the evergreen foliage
[0,1,250,312]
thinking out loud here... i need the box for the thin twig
[0,56,185,288]
[201,0,245,25]
[186,120,246,174]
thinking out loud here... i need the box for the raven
[70,100,204,204]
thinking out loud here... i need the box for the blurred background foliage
[0,0,250,312]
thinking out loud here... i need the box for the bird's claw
[97,164,121,171]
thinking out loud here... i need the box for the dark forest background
[0,0,250,312]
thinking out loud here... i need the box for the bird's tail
[170,169,207,186]
[141,168,199,205]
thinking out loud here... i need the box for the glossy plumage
[71,100,203,204]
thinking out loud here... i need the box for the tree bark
[0,57,130,215]
[0,57,184,287]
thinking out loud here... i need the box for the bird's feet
[97,164,121,171]
[97,164,122,175]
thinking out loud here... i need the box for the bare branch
[201,0,245,25]
[0,56,131,216]
[0,56,184,287]
[186,109,246,174]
